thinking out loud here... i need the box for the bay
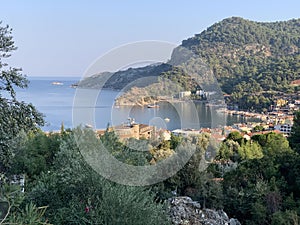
[16,77,259,131]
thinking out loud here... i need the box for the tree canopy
[181,17,300,111]
[0,22,44,173]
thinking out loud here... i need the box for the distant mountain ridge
[79,17,300,111]
[78,63,172,90]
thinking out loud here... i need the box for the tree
[0,181,50,224]
[153,134,219,206]
[170,133,182,150]
[237,140,263,160]
[0,22,44,173]
[226,131,244,145]
[253,125,264,132]
[29,131,170,224]
[217,139,240,161]
[271,210,299,225]
[288,111,300,153]
[252,132,291,156]
[10,130,62,184]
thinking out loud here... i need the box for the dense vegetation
[78,63,172,90]
[0,22,168,225]
[181,17,300,111]
[3,115,300,224]
[152,118,300,224]
[0,22,44,174]
[2,19,300,224]
[81,17,300,111]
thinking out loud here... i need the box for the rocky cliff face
[168,196,241,225]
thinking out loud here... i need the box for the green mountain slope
[78,63,172,90]
[80,17,300,111]
[181,17,300,110]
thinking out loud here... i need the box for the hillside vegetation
[78,63,172,90]
[79,17,300,111]
[181,17,300,110]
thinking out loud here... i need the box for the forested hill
[181,17,300,110]
[79,17,300,111]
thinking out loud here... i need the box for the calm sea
[16,77,258,131]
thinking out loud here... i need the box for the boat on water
[70,83,78,88]
[51,81,64,85]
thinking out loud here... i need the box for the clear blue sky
[1,0,300,77]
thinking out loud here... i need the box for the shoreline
[114,98,209,107]
[219,109,294,124]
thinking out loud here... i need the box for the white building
[171,129,201,137]
[179,91,191,99]
[274,124,293,136]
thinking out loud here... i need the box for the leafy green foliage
[251,132,291,156]
[28,131,170,225]
[151,123,300,224]
[217,130,300,224]
[170,133,182,150]
[216,133,263,162]
[0,182,50,224]
[181,17,300,111]
[100,130,152,166]
[153,133,224,208]
[10,130,62,187]
[7,203,50,225]
[271,210,299,225]
[0,22,44,173]
[0,21,169,223]
[237,141,263,160]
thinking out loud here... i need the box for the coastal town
[95,117,291,144]
[95,102,296,145]
[2,3,300,223]
[97,88,299,143]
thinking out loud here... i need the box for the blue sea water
[16,77,79,131]
[16,77,258,132]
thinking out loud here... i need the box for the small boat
[85,124,93,128]
[147,104,159,108]
[164,118,170,123]
[70,83,78,88]
[52,81,64,85]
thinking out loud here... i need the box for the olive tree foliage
[29,129,170,225]
[0,22,44,173]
